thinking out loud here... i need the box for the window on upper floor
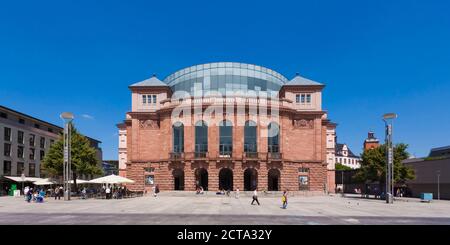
[19,118,25,124]
[4,143,11,157]
[18,131,24,144]
[142,94,157,105]
[0,112,7,118]
[4,127,11,141]
[29,134,35,146]
[296,93,312,105]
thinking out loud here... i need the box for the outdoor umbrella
[88,174,135,184]
[33,179,55,185]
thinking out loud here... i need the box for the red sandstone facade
[119,63,336,193]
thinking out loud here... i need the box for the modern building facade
[403,146,450,199]
[335,143,361,169]
[0,105,103,179]
[118,62,336,193]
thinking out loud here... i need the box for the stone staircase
[154,191,325,198]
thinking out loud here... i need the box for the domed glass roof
[164,62,288,98]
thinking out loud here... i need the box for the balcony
[194,152,208,159]
[267,152,282,160]
[243,152,259,159]
[218,151,233,159]
[169,152,184,161]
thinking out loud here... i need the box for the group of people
[23,186,46,203]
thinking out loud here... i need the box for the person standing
[106,186,111,199]
[235,188,240,199]
[155,184,160,197]
[251,189,260,205]
[281,190,288,209]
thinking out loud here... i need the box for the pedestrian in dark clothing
[251,189,260,205]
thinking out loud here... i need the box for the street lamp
[20,172,25,195]
[60,112,74,201]
[383,113,397,204]
[437,170,441,200]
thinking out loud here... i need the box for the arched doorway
[195,168,208,190]
[268,168,280,191]
[244,168,258,191]
[219,168,233,191]
[173,169,184,190]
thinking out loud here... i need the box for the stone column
[258,161,268,191]
[233,161,244,191]
[208,161,219,191]
[184,161,195,191]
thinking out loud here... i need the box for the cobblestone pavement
[1,194,449,224]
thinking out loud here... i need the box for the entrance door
[268,168,280,191]
[219,168,233,191]
[173,169,184,190]
[195,168,208,191]
[244,168,258,191]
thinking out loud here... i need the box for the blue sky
[1,0,450,160]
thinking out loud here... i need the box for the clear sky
[1,0,450,160]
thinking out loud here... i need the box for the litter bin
[420,193,433,202]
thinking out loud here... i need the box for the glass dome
[164,62,288,98]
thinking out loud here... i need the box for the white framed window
[296,93,312,104]
[142,94,157,105]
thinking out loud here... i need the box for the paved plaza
[1,193,450,225]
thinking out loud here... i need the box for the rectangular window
[3,161,11,175]
[152,95,157,104]
[17,146,24,158]
[298,167,310,173]
[19,118,25,124]
[29,163,35,177]
[29,148,35,160]
[142,94,147,104]
[29,134,35,146]
[34,124,40,129]
[306,94,311,103]
[40,137,45,148]
[0,112,7,118]
[50,139,55,145]
[295,94,300,103]
[4,127,11,141]
[40,150,45,160]
[3,143,11,156]
[17,162,24,176]
[299,176,309,191]
[18,131,24,144]
[301,94,306,103]
[145,175,154,185]
[48,128,53,133]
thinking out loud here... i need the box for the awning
[89,174,135,184]
[34,179,56,185]
[3,176,47,183]
[70,179,89,184]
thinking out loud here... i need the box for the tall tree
[42,124,102,190]
[354,143,415,191]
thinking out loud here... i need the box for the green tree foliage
[335,163,353,171]
[42,124,102,189]
[354,143,415,185]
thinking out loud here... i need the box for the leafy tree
[42,124,102,191]
[335,163,353,171]
[354,143,415,190]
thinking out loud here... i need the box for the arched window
[268,122,279,153]
[219,120,233,156]
[172,122,184,153]
[195,120,208,153]
[244,120,257,153]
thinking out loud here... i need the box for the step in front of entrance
[152,191,325,198]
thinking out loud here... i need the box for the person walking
[54,187,59,200]
[235,187,240,199]
[155,184,160,197]
[251,189,260,205]
[281,190,288,209]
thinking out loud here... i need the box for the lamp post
[60,112,74,201]
[437,170,441,200]
[383,113,397,204]
[20,172,25,195]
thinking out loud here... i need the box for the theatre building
[119,62,336,193]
